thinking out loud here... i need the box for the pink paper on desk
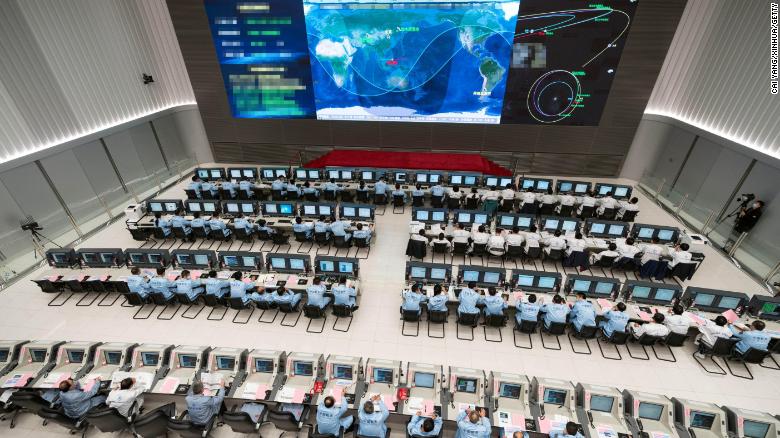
[597,299,613,309]
[191,270,203,279]
[721,309,739,323]
[99,275,109,282]
[513,292,524,301]
[167,275,178,282]
[286,275,299,287]
[330,388,344,403]
[636,310,652,322]
[511,413,526,427]
[538,418,552,433]
[291,388,306,404]
[422,400,434,415]
[82,379,98,392]
[160,377,179,394]
[46,275,60,282]
[243,277,253,284]
[684,312,706,326]
[4,373,33,388]
[255,384,269,400]
[382,394,396,411]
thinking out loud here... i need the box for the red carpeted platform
[304,150,512,176]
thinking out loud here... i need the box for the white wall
[0,0,195,165]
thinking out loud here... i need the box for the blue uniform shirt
[600,310,630,337]
[222,181,237,197]
[209,219,230,237]
[571,301,597,331]
[352,229,372,243]
[458,288,483,315]
[234,218,253,232]
[314,221,331,237]
[730,326,771,353]
[392,189,407,202]
[358,401,389,437]
[293,222,314,238]
[150,276,174,299]
[483,295,507,316]
[186,388,224,425]
[374,181,388,195]
[302,187,319,196]
[516,301,541,323]
[551,432,585,438]
[306,284,330,308]
[332,284,357,306]
[188,181,202,197]
[402,290,428,314]
[428,294,448,312]
[407,415,443,437]
[238,181,253,196]
[274,291,302,308]
[191,218,207,231]
[455,411,491,438]
[411,189,425,197]
[156,217,172,236]
[324,182,340,192]
[286,183,300,196]
[430,185,445,197]
[171,215,191,233]
[127,275,150,297]
[316,399,352,435]
[541,303,570,328]
[201,182,217,197]
[229,279,256,304]
[271,180,286,192]
[175,278,204,300]
[205,278,229,297]
[60,382,105,419]
[330,221,351,240]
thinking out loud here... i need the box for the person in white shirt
[667,243,692,267]
[520,191,537,209]
[522,225,541,250]
[596,192,618,215]
[542,230,567,255]
[429,233,451,250]
[481,188,499,202]
[565,231,587,256]
[409,221,425,236]
[639,237,664,265]
[410,229,428,242]
[616,237,640,261]
[555,193,576,213]
[591,242,619,264]
[616,197,639,220]
[451,223,471,244]
[577,190,597,215]
[106,377,146,417]
[487,229,506,256]
[500,184,515,201]
[539,192,557,208]
[664,305,689,336]
[504,226,524,248]
[630,313,670,339]
[694,316,733,357]
[471,225,490,246]
[448,186,464,199]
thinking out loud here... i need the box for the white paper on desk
[278,386,296,401]
[407,396,424,411]
[217,271,233,279]
[111,371,153,390]
[242,383,259,399]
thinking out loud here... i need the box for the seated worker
[314,215,331,239]
[306,277,331,309]
[487,229,506,256]
[667,243,692,267]
[401,283,428,315]
[430,232,452,250]
[616,197,639,220]
[374,178,388,196]
[171,210,192,238]
[205,270,229,299]
[255,289,275,306]
[357,395,389,438]
[448,185,463,202]
[330,218,352,242]
[481,186,499,213]
[555,192,576,214]
[411,184,425,200]
[501,183,515,202]
[456,408,491,438]
[149,267,175,299]
[286,179,301,198]
[540,294,570,329]
[504,226,524,248]
[209,216,231,239]
[271,176,287,195]
[191,212,208,236]
[730,320,770,354]
[154,212,172,237]
[188,175,203,198]
[106,377,146,417]
[539,191,558,209]
[302,181,319,198]
[317,388,354,435]
[465,188,481,208]
[410,228,429,243]
[59,377,105,419]
[126,267,151,298]
[519,190,537,210]
[471,225,490,248]
[591,243,620,265]
[229,271,259,304]
[352,223,373,244]
[391,184,407,203]
[427,284,448,313]
[664,305,689,336]
[569,292,596,332]
[693,316,733,358]
[174,270,204,301]
[577,190,597,215]
[616,237,640,265]
[293,216,314,239]
[332,276,358,309]
[639,237,664,266]
[516,294,542,326]
[233,213,255,235]
[599,302,630,338]
[451,223,470,245]
[430,182,446,202]
[273,286,302,308]
[201,180,218,199]
[596,191,618,215]
[551,421,585,438]
[323,178,340,195]
[356,181,369,198]
[408,411,443,437]
[238,179,254,198]
[186,380,225,426]
[630,313,670,339]
[522,225,541,250]
[542,230,567,255]
[256,219,275,236]
[457,281,483,319]
[565,232,587,256]
[483,287,508,316]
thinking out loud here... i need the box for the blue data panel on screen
[204,0,317,118]
[303,0,519,123]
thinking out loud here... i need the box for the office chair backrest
[9,391,53,413]
[238,190,253,200]
[334,235,350,248]
[471,243,487,255]
[332,304,353,317]
[506,245,523,257]
[341,191,354,202]
[600,207,617,220]
[323,190,336,201]
[609,330,630,345]
[150,292,172,305]
[228,297,248,309]
[709,337,739,356]
[579,205,595,218]
[271,189,285,200]
[303,304,326,319]
[518,319,538,333]
[402,309,421,322]
[167,417,212,438]
[596,255,617,267]
[256,299,275,310]
[546,321,567,335]
[192,226,209,238]
[458,312,479,326]
[637,334,661,346]
[184,189,199,199]
[539,204,555,215]
[172,227,189,239]
[547,248,564,260]
[294,231,310,242]
[664,331,688,347]
[202,293,221,307]
[278,301,297,313]
[485,313,506,327]
[353,236,369,248]
[393,194,405,206]
[739,348,770,363]
[314,231,330,244]
[433,242,449,253]
[671,262,696,281]
[272,233,290,244]
[558,204,574,217]
[447,197,461,209]
[234,227,252,238]
[222,411,259,434]
[38,406,84,431]
[526,246,542,259]
[465,197,479,209]
[267,409,301,431]
[452,241,469,254]
[412,195,424,207]
[305,192,319,202]
[431,197,444,208]
[356,191,370,202]
[124,292,146,306]
[257,229,273,240]
[132,403,176,438]
[577,324,599,338]
[621,210,638,222]
[85,406,131,433]
[153,228,168,240]
[428,310,448,323]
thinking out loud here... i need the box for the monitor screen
[319,260,335,272]
[561,220,577,231]
[431,211,445,222]
[263,170,275,178]
[179,355,197,368]
[590,395,614,413]
[486,177,498,187]
[395,173,406,182]
[760,302,780,316]
[338,262,354,274]
[276,170,287,177]
[320,206,332,216]
[226,203,239,213]
[141,352,158,366]
[500,178,512,187]
[194,254,210,266]
[414,372,435,388]
[358,208,372,218]
[99,253,115,264]
[500,216,515,226]
[197,169,209,178]
[717,296,741,309]
[638,402,664,421]
[216,356,235,370]
[538,277,556,289]
[242,256,257,268]
[149,202,163,212]
[188,203,202,212]
[517,217,532,227]
[104,351,122,365]
[429,174,440,183]
[462,270,479,282]
[614,187,629,197]
[499,383,521,399]
[522,180,534,189]
[203,202,217,213]
[430,268,447,280]
[474,214,488,225]
[289,258,305,270]
[66,350,84,363]
[29,349,46,362]
[694,293,715,307]
[456,377,477,393]
[165,202,178,212]
[148,254,162,264]
[608,225,624,236]
[483,272,500,284]
[224,256,239,267]
[451,175,463,185]
[255,359,273,372]
[743,421,771,438]
[599,185,612,195]
[333,364,353,379]
[464,176,476,185]
[416,174,428,183]
[308,170,319,179]
[544,219,559,230]
[241,204,254,214]
[638,228,654,239]
[575,184,589,193]
[304,205,317,215]
[543,388,567,405]
[243,169,255,178]
[271,258,286,269]
[81,252,98,264]
[537,181,550,190]
[293,361,313,376]
[342,171,352,180]
[517,275,534,287]
[632,286,651,298]
[690,411,716,429]
[590,223,606,234]
[362,171,373,181]
[176,254,192,265]
[130,253,144,264]
[410,266,426,278]
[457,213,471,223]
[573,280,590,292]
[594,282,614,295]
[296,169,307,179]
[416,211,430,221]
[264,204,278,214]
[279,204,294,215]
[655,288,676,302]
[374,368,393,384]
[657,229,675,241]
[210,170,222,179]
[559,182,573,192]
[343,207,356,217]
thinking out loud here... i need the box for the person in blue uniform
[170,210,192,238]
[430,183,445,201]
[191,212,209,237]
[256,219,275,236]
[332,276,357,309]
[401,283,428,315]
[233,213,254,235]
[730,320,771,354]
[600,302,630,337]
[427,284,448,313]
[357,395,389,437]
[126,267,151,298]
[271,177,286,194]
[293,216,314,238]
[314,216,331,240]
[316,388,354,435]
[149,267,175,299]
[201,180,218,198]
[352,223,372,244]
[540,294,569,329]
[569,292,596,332]
[483,287,508,316]
[154,212,171,237]
[330,219,352,242]
[186,381,224,426]
[457,281,484,319]
[59,378,105,419]
[188,176,203,198]
[222,180,237,198]
[174,270,204,301]
[551,422,585,438]
[238,179,254,198]
[456,408,491,438]
[229,271,259,304]
[324,179,340,196]
[516,294,541,325]
[286,180,301,198]
[411,184,425,200]
[205,270,229,299]
[209,217,231,239]
[408,412,443,437]
[374,178,388,196]
[306,277,330,309]
[274,286,302,308]
[392,184,407,203]
[302,182,319,199]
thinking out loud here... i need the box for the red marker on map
[386,59,398,66]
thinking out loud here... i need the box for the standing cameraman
[734,200,764,233]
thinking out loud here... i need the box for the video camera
[736,193,755,208]
[20,216,43,232]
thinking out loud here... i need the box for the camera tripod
[28,228,60,260]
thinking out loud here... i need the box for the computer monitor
[226,203,239,213]
[561,220,577,231]
[743,421,771,438]
[81,252,98,264]
[176,254,192,266]
[148,253,162,264]
[517,275,534,287]
[320,206,331,216]
[264,204,277,214]
[308,170,319,179]
[456,377,477,393]
[614,187,629,197]
[500,216,515,226]
[657,229,674,241]
[499,178,512,187]
[304,205,316,215]
[464,176,476,185]
[457,213,471,223]
[293,361,313,376]
[522,180,534,189]
[451,175,463,185]
[638,402,664,421]
[343,207,356,217]
[255,359,273,372]
[559,182,573,192]
[374,368,393,384]
[414,372,435,388]
[29,349,46,362]
[517,217,532,227]
[67,350,84,363]
[319,260,335,272]
[130,253,144,264]
[430,268,447,280]
[429,174,440,183]
[538,277,556,289]
[149,202,163,212]
[179,354,197,368]
[279,204,293,215]
[197,169,209,179]
[231,169,243,179]
[537,181,549,190]
[410,266,426,278]
[210,170,222,179]
[544,219,559,230]
[416,211,429,221]
[485,177,498,187]
[141,352,158,366]
[289,258,305,270]
[431,211,445,222]
[395,172,406,182]
[655,288,675,302]
[194,254,209,266]
[240,203,253,214]
[104,351,122,365]
[263,169,275,179]
[474,214,488,225]
[242,256,257,268]
[483,272,500,284]
[205,202,218,213]
[594,282,614,295]
[690,411,716,429]
[333,364,353,380]
[590,223,606,234]
[631,286,651,298]
[499,383,521,399]
[590,395,614,413]
[575,183,589,193]
[0,349,8,363]
[416,174,428,183]
[338,262,354,274]
[717,296,741,309]
[342,171,352,180]
[99,253,115,264]
[216,356,235,370]
[165,202,178,212]
[189,203,202,212]
[243,169,256,178]
[599,185,612,195]
[573,280,590,292]
[694,293,715,307]
[276,170,287,177]
[358,208,371,218]
[462,270,479,282]
[295,169,307,179]
[362,171,374,181]
[543,388,567,405]
[223,256,238,267]
[270,257,286,269]
[638,228,654,239]
[608,225,624,236]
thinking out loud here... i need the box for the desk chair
[279,300,302,327]
[129,227,153,243]
[252,187,266,201]
[314,231,331,256]
[523,246,542,270]
[131,403,176,438]
[85,405,134,435]
[469,243,488,266]
[271,232,292,253]
[670,262,697,281]
[271,189,285,201]
[451,241,469,265]
[483,312,507,343]
[619,210,638,222]
[287,192,300,201]
[597,329,630,360]
[430,242,450,264]
[191,225,214,250]
[185,189,200,199]
[167,413,216,438]
[392,194,406,214]
[356,190,370,203]
[256,229,274,252]
[568,324,598,355]
[6,391,57,429]
[124,291,155,320]
[599,207,617,220]
[222,407,264,435]
[266,407,309,437]
[234,227,255,251]
[447,197,461,210]
[639,260,667,281]
[149,292,181,320]
[313,426,346,438]
[431,196,444,208]
[256,300,279,324]
[352,236,370,259]
[540,321,567,350]
[457,312,480,341]
[333,235,352,258]
[464,197,479,210]
[514,319,538,349]
[499,199,514,212]
[332,304,356,332]
[41,279,71,307]
[725,347,779,380]
[172,227,194,248]
[152,227,175,249]
[427,309,448,339]
[340,191,354,203]
[557,204,574,217]
[627,333,663,360]
[203,293,228,321]
[402,309,421,337]
[591,255,617,277]
[323,190,337,202]
[578,205,595,219]
[294,231,314,254]
[406,239,427,261]
[228,297,255,324]
[37,407,88,438]
[654,332,687,362]
[486,246,505,267]
[692,336,739,375]
[238,190,253,201]
[543,248,564,272]
[563,251,589,273]
[220,188,236,200]
[177,293,205,320]
[412,195,424,207]
[303,304,328,333]
[519,202,537,214]
[374,193,388,215]
[539,203,555,216]
[304,192,319,202]
[504,245,524,269]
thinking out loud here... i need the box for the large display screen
[203,0,637,124]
